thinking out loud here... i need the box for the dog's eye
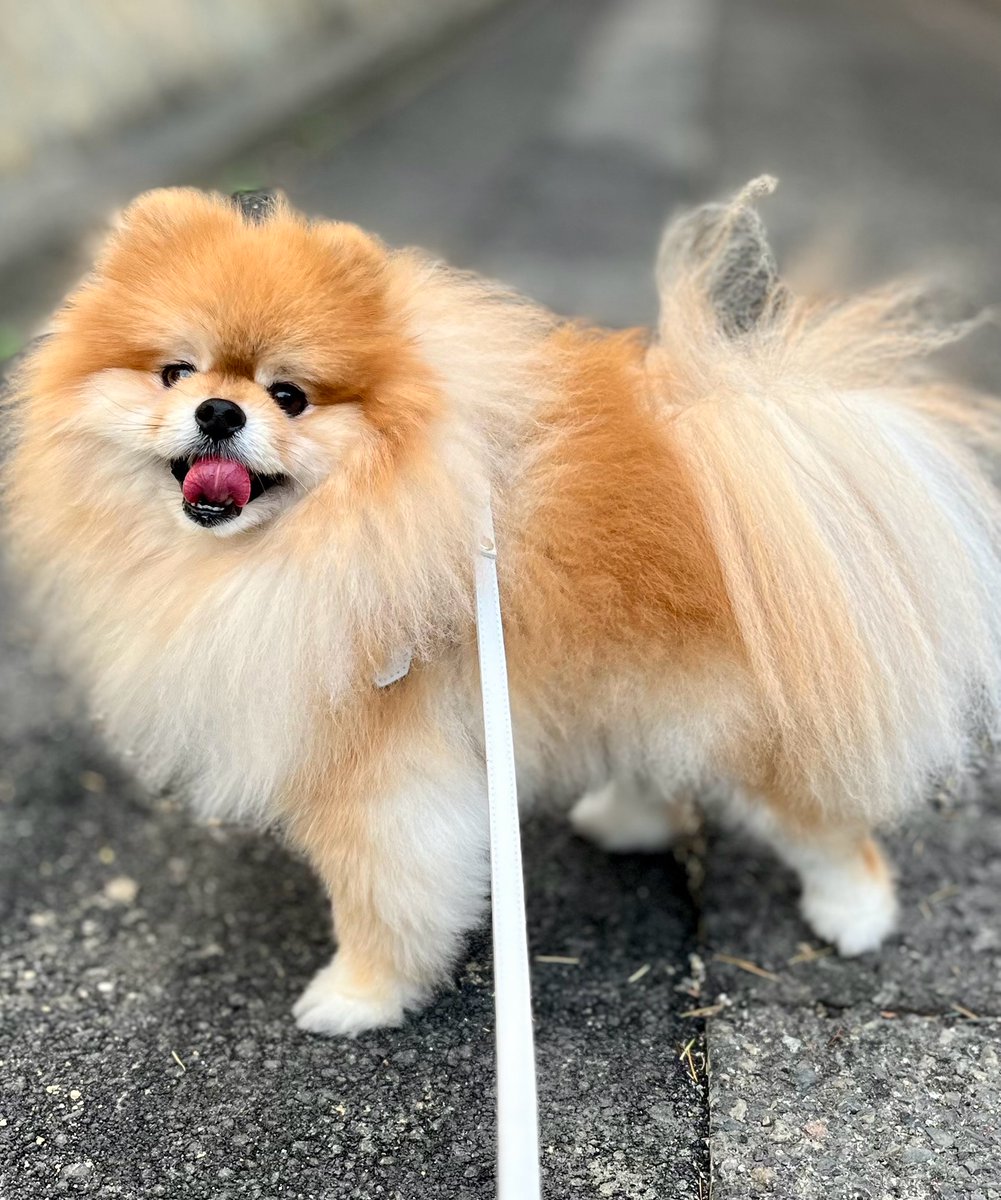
[268,381,308,417]
[161,362,196,388]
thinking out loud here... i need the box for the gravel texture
[702,782,1001,1199]
[709,1010,1000,1199]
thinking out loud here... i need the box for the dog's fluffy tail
[651,179,1001,821]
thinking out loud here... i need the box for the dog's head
[25,188,440,538]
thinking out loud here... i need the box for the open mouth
[170,455,287,527]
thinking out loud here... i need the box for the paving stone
[708,1008,1001,1199]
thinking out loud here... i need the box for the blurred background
[3,3,1001,1198]
[4,0,1001,380]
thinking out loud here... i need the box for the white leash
[474,502,542,1200]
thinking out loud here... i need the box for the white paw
[570,783,676,853]
[293,957,417,1037]
[800,878,898,957]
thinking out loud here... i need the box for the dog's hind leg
[739,796,899,957]
[570,775,695,854]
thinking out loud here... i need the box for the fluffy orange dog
[8,181,1001,1035]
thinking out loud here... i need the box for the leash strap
[474,502,542,1200]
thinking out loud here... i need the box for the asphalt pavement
[2,1,1000,1197]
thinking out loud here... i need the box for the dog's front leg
[288,732,489,1036]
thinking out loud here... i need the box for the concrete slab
[708,1008,1000,1199]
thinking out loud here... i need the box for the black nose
[195,398,246,441]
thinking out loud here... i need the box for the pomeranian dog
[7,180,1001,1036]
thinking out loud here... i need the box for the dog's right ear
[657,176,787,338]
[97,188,275,273]
[112,187,215,233]
[88,190,203,281]
[111,187,285,243]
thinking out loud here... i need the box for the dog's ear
[657,176,787,337]
[231,188,285,224]
[112,187,213,233]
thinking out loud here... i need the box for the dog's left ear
[657,176,787,337]
[231,188,286,224]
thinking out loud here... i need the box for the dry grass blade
[713,952,779,981]
[534,955,580,965]
[787,942,834,965]
[680,1003,726,1019]
[627,964,651,984]
[951,1002,980,1021]
[678,1037,700,1084]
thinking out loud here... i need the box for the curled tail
[651,179,1001,819]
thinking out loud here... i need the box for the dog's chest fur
[78,551,357,822]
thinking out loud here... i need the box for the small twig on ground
[951,1002,980,1021]
[920,881,960,920]
[534,955,580,965]
[787,942,834,965]
[627,964,651,984]
[678,1038,700,1084]
[713,953,779,982]
[926,883,959,904]
[171,1050,187,1073]
[680,1002,726,1019]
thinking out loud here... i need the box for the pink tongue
[182,457,252,508]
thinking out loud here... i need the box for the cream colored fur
[7,182,1001,1034]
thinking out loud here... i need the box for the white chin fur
[174,489,296,537]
